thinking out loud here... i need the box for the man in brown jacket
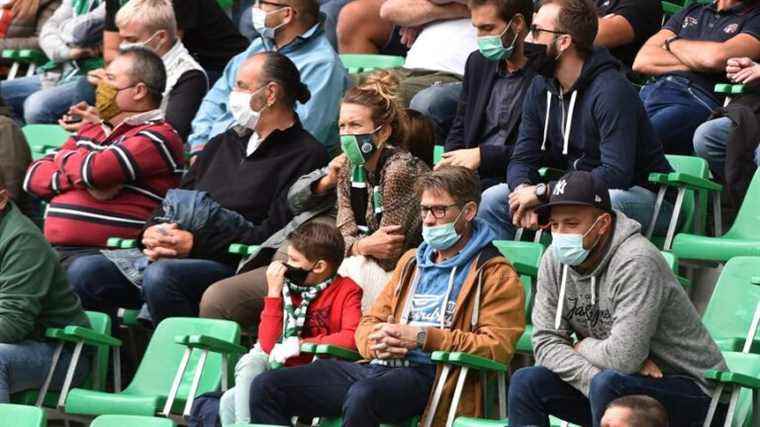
[248,166,525,427]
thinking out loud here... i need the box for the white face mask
[251,6,290,40]
[229,86,268,130]
[119,32,162,52]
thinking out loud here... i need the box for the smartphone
[63,115,83,124]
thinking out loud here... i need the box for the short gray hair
[116,0,177,42]
[118,46,167,107]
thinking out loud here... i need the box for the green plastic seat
[91,414,176,427]
[0,403,46,427]
[454,416,574,427]
[672,169,760,262]
[433,145,444,165]
[65,317,244,418]
[21,124,70,159]
[12,311,117,413]
[228,243,261,257]
[492,241,544,355]
[705,351,760,426]
[715,83,747,107]
[1,48,47,79]
[701,258,760,353]
[339,54,405,74]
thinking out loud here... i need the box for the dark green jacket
[0,202,88,342]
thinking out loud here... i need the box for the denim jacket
[187,21,348,154]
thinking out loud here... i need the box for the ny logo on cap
[554,179,567,195]
[595,195,603,203]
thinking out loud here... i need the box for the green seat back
[433,145,444,165]
[492,240,545,323]
[702,257,760,352]
[125,317,240,412]
[339,54,405,74]
[725,170,760,240]
[91,415,175,427]
[660,251,678,273]
[719,352,760,426]
[21,124,70,159]
[663,155,711,235]
[0,404,46,427]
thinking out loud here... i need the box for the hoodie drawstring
[439,266,457,328]
[562,90,578,155]
[541,91,551,151]
[590,275,596,306]
[555,264,569,330]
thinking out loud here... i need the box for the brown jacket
[0,104,32,215]
[0,0,60,51]
[355,246,526,427]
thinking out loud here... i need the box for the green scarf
[280,277,332,339]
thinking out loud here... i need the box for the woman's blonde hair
[115,0,177,41]
[343,70,408,145]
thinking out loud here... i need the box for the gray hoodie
[532,211,726,396]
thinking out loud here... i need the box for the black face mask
[530,38,561,79]
[284,263,312,287]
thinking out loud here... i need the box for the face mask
[228,86,268,129]
[252,6,289,40]
[532,37,563,79]
[551,216,603,266]
[119,31,162,51]
[340,127,381,166]
[284,263,313,287]
[95,81,125,121]
[422,208,466,251]
[477,18,519,62]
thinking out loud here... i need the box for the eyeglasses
[420,204,460,219]
[529,24,567,39]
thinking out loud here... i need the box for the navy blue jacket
[507,48,672,192]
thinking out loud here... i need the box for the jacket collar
[103,109,164,136]
[261,15,325,53]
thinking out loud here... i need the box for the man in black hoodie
[477,0,673,241]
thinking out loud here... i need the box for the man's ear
[312,259,329,275]
[133,82,150,103]
[464,201,478,222]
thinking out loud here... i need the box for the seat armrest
[431,351,507,372]
[174,334,247,354]
[45,326,122,347]
[314,344,361,361]
[667,173,722,192]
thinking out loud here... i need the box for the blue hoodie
[403,219,496,364]
[507,48,672,192]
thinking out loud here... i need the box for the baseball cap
[535,171,612,225]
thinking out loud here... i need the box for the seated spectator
[213,222,362,425]
[61,0,208,141]
[188,0,347,155]
[0,0,60,52]
[0,174,92,402]
[694,57,760,179]
[0,98,33,217]
[403,108,436,168]
[67,51,329,325]
[591,0,661,72]
[633,0,760,155]
[508,170,726,426]
[198,71,429,328]
[601,395,669,427]
[478,0,673,241]
[0,0,105,124]
[24,47,183,268]
[435,0,536,190]
[248,166,526,427]
[104,0,248,84]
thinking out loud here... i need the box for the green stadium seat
[701,258,760,353]
[715,83,747,107]
[21,124,70,160]
[64,318,244,419]
[0,403,46,427]
[454,416,575,427]
[1,48,47,79]
[228,243,261,257]
[12,311,120,417]
[91,414,176,427]
[433,145,444,165]
[646,155,721,251]
[339,54,405,74]
[672,169,760,263]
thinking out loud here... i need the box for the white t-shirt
[403,18,478,76]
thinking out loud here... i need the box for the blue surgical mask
[476,17,518,61]
[422,208,465,251]
[551,216,602,266]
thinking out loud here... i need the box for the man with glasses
[188,0,348,155]
[477,0,673,242]
[248,166,526,427]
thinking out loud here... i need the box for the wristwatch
[416,328,428,349]
[535,183,548,203]
[664,35,680,52]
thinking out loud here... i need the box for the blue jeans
[68,254,235,326]
[693,116,760,179]
[409,82,462,143]
[249,359,436,427]
[477,184,674,240]
[508,366,723,427]
[640,76,719,155]
[0,75,94,124]
[0,340,90,402]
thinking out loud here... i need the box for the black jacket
[715,93,760,209]
[142,121,329,264]
[445,48,537,187]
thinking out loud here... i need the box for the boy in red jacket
[219,221,363,425]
